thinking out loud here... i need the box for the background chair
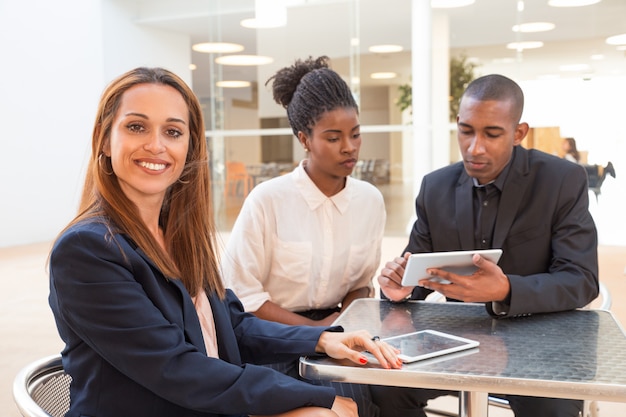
[13,354,70,417]
[224,161,253,198]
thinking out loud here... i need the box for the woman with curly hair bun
[222,56,388,417]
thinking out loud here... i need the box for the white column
[408,0,432,197]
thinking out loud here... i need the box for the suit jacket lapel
[129,239,208,355]
[455,172,475,250]
[493,146,529,248]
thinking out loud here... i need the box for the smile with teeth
[138,161,167,171]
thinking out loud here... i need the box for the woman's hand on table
[315,329,402,369]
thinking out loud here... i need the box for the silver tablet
[383,329,480,363]
[401,249,502,286]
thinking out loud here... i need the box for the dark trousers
[370,385,584,417]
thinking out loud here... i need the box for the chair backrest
[13,354,71,417]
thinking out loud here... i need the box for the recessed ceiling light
[431,0,475,8]
[241,0,287,28]
[606,33,626,45]
[559,63,591,72]
[548,0,601,7]
[370,72,397,80]
[192,42,244,54]
[215,55,274,66]
[506,41,544,51]
[216,80,252,88]
[369,45,404,53]
[512,22,555,33]
[590,54,605,60]
[189,64,197,70]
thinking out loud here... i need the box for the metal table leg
[459,391,489,417]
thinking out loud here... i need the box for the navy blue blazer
[405,146,598,317]
[49,220,336,417]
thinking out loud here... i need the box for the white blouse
[221,160,386,313]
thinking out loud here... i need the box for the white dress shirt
[221,160,386,313]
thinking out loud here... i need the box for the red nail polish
[359,357,368,364]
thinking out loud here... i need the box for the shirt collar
[294,160,352,214]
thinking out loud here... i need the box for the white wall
[0,0,191,248]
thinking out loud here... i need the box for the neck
[303,161,346,197]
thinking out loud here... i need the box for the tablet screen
[383,330,479,363]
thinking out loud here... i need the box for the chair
[13,354,71,417]
[224,161,253,198]
[424,282,611,417]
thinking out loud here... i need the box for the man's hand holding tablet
[401,249,503,287]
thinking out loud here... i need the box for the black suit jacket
[49,220,336,417]
[405,146,598,317]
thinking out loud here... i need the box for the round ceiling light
[548,0,601,7]
[431,0,475,8]
[216,80,252,88]
[512,22,555,33]
[506,41,544,51]
[370,72,398,80]
[606,33,626,45]
[215,55,274,66]
[369,45,404,53]
[192,42,244,54]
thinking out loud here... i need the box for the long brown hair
[62,67,223,298]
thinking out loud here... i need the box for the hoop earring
[98,153,114,176]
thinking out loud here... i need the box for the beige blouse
[191,292,219,358]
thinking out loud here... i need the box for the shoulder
[52,218,131,259]
[348,177,384,199]
[525,148,585,177]
[423,161,466,186]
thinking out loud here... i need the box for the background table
[300,299,626,416]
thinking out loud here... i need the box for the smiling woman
[47,66,401,417]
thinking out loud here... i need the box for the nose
[143,132,166,154]
[341,136,358,155]
[468,135,485,155]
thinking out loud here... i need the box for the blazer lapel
[455,172,475,250]
[493,146,529,248]
[128,238,208,355]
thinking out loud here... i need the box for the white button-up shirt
[221,161,386,313]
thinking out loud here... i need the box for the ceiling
[127,0,626,100]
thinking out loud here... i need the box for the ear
[297,131,309,150]
[513,122,529,146]
[102,141,111,157]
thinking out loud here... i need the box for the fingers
[378,254,415,301]
[320,330,402,369]
[367,336,403,369]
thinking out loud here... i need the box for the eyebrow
[458,122,504,131]
[124,112,187,125]
[322,124,361,134]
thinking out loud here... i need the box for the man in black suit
[372,74,598,417]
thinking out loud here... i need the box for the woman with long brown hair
[48,66,400,417]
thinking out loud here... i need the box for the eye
[327,137,339,142]
[166,128,184,139]
[352,132,361,139]
[127,122,145,133]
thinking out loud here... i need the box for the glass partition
[187,0,625,239]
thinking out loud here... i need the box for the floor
[2,180,625,417]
